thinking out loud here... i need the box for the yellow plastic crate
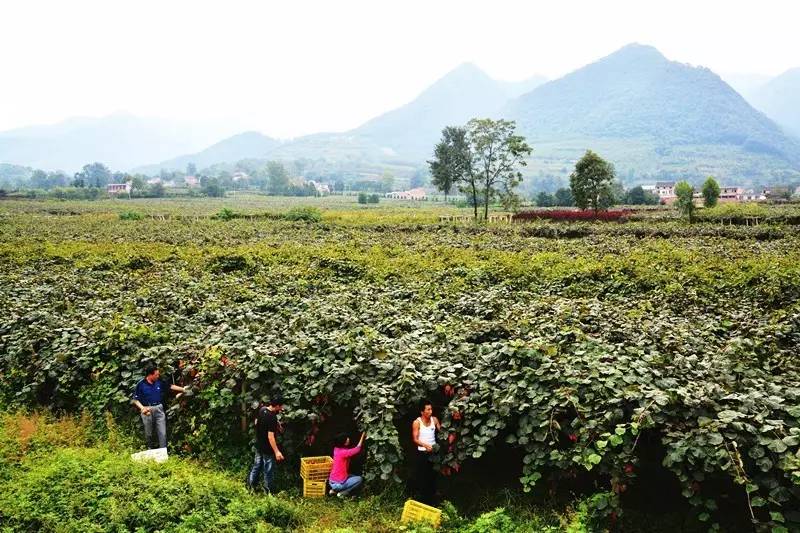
[302,478,327,498]
[401,499,441,528]
[300,456,333,481]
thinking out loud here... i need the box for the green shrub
[0,446,301,532]
[119,210,143,221]
[214,207,237,221]
[283,206,322,222]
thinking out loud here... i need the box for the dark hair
[144,362,158,377]
[419,399,433,413]
[332,432,350,448]
[268,395,285,407]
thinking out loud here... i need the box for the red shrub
[513,209,633,222]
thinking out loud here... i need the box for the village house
[385,187,427,200]
[307,180,331,195]
[719,186,744,202]
[642,181,676,203]
[184,175,200,188]
[642,181,760,204]
[106,183,131,195]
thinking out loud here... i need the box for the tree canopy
[702,176,721,208]
[429,126,471,205]
[429,119,532,219]
[72,162,112,188]
[569,150,616,215]
[674,180,696,222]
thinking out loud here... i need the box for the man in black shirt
[247,396,285,493]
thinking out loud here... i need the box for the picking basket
[401,499,442,528]
[302,478,327,498]
[300,455,333,481]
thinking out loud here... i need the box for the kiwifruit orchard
[1,196,799,531]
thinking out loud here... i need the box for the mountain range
[2,44,799,185]
[503,44,799,181]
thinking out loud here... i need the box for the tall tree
[535,191,555,207]
[624,185,658,205]
[554,187,575,206]
[381,171,395,193]
[293,158,310,177]
[74,162,112,188]
[467,118,532,220]
[267,161,289,194]
[674,180,696,222]
[30,169,49,189]
[429,126,471,205]
[130,176,147,195]
[202,177,226,198]
[569,150,616,216]
[410,168,428,189]
[149,182,165,198]
[186,162,197,176]
[702,176,721,208]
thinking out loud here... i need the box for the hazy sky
[1,0,798,138]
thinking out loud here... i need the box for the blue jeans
[329,475,363,496]
[247,450,276,493]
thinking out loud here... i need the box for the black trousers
[414,450,437,505]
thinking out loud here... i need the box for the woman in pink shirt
[328,431,366,497]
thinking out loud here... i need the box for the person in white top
[411,399,440,504]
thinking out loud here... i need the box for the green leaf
[767,440,788,453]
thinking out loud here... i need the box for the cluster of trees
[197,161,322,197]
[430,118,532,219]
[673,176,722,222]
[12,162,167,199]
[29,170,70,189]
[534,188,575,207]
[535,183,660,208]
[357,192,381,204]
[430,126,736,222]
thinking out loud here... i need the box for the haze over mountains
[0,114,244,174]
[750,68,800,138]
[2,43,799,185]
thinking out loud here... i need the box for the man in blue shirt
[132,362,187,449]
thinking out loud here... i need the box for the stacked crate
[300,456,333,498]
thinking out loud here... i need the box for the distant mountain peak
[447,61,487,76]
[504,42,800,176]
[602,43,667,64]
[426,62,495,90]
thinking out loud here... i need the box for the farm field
[1,196,799,532]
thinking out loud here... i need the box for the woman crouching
[328,431,366,497]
